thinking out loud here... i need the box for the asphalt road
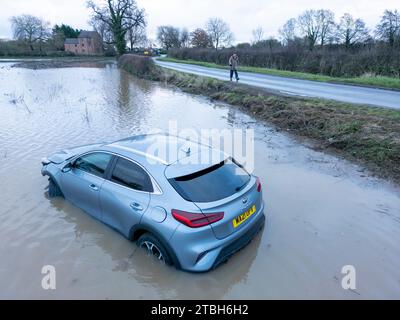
[155,60,400,109]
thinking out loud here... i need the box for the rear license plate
[233,205,256,228]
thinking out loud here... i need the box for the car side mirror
[62,162,73,173]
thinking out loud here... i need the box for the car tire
[137,233,172,266]
[48,178,63,198]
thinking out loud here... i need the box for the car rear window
[168,158,251,203]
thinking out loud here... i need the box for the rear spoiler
[164,149,229,179]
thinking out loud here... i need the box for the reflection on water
[0,61,399,299]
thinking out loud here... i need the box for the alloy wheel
[140,241,165,263]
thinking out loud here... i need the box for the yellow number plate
[233,205,256,228]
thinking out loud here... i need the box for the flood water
[0,60,399,299]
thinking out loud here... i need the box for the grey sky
[0,0,398,43]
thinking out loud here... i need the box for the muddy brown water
[0,61,399,299]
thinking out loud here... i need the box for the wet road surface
[155,59,400,109]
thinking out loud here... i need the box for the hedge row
[168,46,400,78]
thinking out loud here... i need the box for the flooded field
[0,60,399,299]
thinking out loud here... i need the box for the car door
[100,156,152,236]
[60,152,113,220]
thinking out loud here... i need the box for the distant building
[64,31,103,55]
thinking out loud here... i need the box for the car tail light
[171,210,224,228]
[256,177,262,192]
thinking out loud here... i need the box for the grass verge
[158,57,400,91]
[120,54,400,183]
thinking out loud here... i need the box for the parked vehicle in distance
[41,134,265,272]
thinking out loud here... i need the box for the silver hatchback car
[41,134,265,272]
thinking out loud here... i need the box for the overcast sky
[0,0,399,43]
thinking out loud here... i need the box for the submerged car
[41,134,265,272]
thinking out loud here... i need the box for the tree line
[165,9,400,78]
[279,9,400,49]
[157,9,400,50]
[2,0,399,77]
[156,17,234,51]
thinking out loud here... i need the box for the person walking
[229,53,240,82]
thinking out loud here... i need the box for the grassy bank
[120,54,400,183]
[158,57,400,91]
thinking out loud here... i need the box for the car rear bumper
[212,213,265,270]
[170,202,265,272]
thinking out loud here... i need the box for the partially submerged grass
[12,56,115,70]
[120,54,400,183]
[6,92,31,113]
[159,57,400,91]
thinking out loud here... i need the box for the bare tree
[11,15,51,51]
[206,17,234,50]
[157,26,181,50]
[252,26,265,44]
[180,28,190,48]
[190,28,212,48]
[279,18,297,45]
[89,16,113,44]
[127,25,147,50]
[87,0,146,55]
[376,9,400,47]
[318,9,335,46]
[336,13,369,48]
[297,10,321,50]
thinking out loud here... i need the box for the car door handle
[130,202,143,211]
[89,184,99,191]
